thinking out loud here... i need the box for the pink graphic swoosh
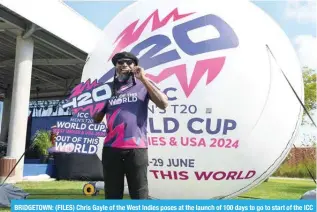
[146,57,226,97]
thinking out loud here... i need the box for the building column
[0,85,12,143]
[6,36,34,182]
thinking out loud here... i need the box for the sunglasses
[117,59,134,65]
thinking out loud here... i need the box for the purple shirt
[103,77,153,149]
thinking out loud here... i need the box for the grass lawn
[236,178,316,199]
[0,178,315,211]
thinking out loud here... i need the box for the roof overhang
[0,0,102,100]
[0,0,101,54]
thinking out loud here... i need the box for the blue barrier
[23,158,56,178]
[24,159,41,164]
[23,164,56,178]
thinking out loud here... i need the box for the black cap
[111,51,139,66]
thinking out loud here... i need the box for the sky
[0,0,316,146]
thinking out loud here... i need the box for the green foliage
[273,159,316,179]
[32,130,52,156]
[301,133,317,147]
[302,67,316,124]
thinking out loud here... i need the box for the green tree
[302,133,317,147]
[302,67,316,125]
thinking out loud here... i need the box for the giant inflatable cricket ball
[82,0,304,199]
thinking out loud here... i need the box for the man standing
[93,52,168,199]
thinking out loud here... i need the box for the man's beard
[117,72,130,82]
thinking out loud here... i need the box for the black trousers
[102,147,149,199]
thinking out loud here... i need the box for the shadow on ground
[23,189,132,200]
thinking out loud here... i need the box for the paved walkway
[269,176,316,181]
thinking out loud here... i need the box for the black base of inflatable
[53,152,103,181]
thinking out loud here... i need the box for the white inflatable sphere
[82,0,303,199]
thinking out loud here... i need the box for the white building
[0,0,102,182]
